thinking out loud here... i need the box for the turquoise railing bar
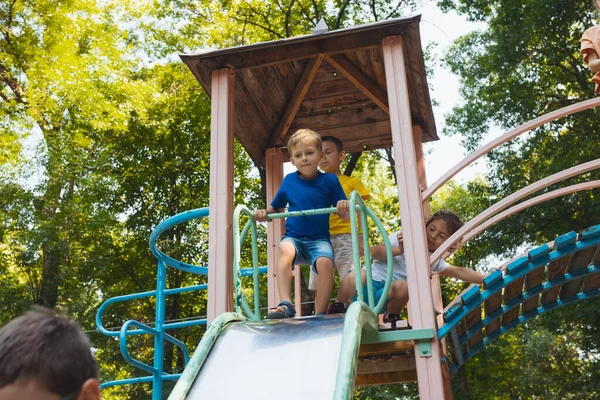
[266,207,338,220]
[233,205,261,320]
[233,191,393,320]
[119,319,191,375]
[100,374,181,389]
[349,191,394,315]
[97,207,270,397]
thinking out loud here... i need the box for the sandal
[267,301,296,319]
[383,312,401,330]
[327,301,347,315]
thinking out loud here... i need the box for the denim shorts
[282,236,334,273]
[351,278,389,312]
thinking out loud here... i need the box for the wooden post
[382,35,447,400]
[265,147,285,310]
[414,125,453,397]
[207,68,235,323]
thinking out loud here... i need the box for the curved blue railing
[439,224,600,372]
[96,207,267,399]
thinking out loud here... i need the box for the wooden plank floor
[582,245,600,291]
[540,254,571,305]
[357,326,417,386]
[559,246,596,299]
[501,277,524,326]
[521,265,545,314]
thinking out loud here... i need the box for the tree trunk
[38,242,61,307]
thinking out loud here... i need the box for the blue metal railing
[96,207,267,399]
[439,224,600,372]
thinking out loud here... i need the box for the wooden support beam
[383,35,447,400]
[265,147,285,310]
[325,54,389,114]
[413,124,452,398]
[207,68,235,323]
[271,54,324,146]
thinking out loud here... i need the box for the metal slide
[168,303,378,400]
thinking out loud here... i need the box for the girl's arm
[439,265,485,285]
[370,232,404,260]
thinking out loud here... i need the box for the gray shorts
[308,234,355,291]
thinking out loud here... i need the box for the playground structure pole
[382,35,447,399]
[207,68,235,322]
[265,147,285,310]
[413,125,454,397]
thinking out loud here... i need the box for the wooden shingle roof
[181,15,437,165]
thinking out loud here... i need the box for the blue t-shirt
[271,171,347,240]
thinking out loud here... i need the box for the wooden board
[464,305,483,350]
[454,317,467,361]
[357,353,416,375]
[278,120,393,153]
[501,277,524,326]
[311,61,340,83]
[297,92,374,117]
[540,254,571,305]
[559,246,596,299]
[290,104,389,131]
[582,245,600,292]
[359,340,413,357]
[302,78,363,101]
[484,290,503,337]
[355,370,418,386]
[521,265,546,314]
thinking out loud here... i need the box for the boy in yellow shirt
[306,136,370,314]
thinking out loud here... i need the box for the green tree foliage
[437,0,600,397]
[439,0,600,242]
[1,0,151,313]
[0,0,264,397]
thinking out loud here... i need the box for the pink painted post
[207,68,235,323]
[382,36,448,400]
[412,126,443,324]
[413,126,449,390]
[265,147,285,310]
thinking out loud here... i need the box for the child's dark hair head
[321,136,344,152]
[0,307,98,396]
[426,210,464,236]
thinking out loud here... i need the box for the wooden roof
[181,15,437,166]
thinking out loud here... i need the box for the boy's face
[319,141,345,173]
[426,219,453,252]
[289,139,322,178]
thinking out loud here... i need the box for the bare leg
[335,269,366,303]
[386,280,409,314]
[314,257,335,314]
[275,241,296,305]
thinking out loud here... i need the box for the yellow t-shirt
[330,175,371,235]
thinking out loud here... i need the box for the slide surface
[186,315,346,399]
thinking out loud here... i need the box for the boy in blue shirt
[255,129,349,319]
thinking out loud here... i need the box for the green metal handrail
[349,191,394,315]
[233,205,261,320]
[233,191,394,320]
